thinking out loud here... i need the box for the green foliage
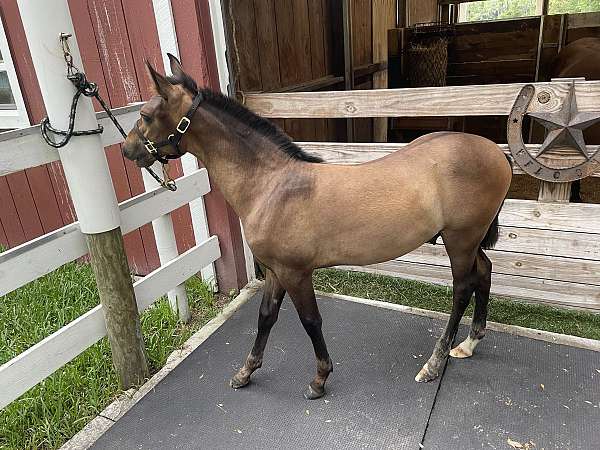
[0,263,218,450]
[463,0,600,22]
[549,0,600,14]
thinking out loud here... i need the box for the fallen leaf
[507,438,524,448]
[540,384,545,391]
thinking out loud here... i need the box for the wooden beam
[296,141,600,178]
[245,80,600,118]
[342,260,600,311]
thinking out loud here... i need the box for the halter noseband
[135,93,204,164]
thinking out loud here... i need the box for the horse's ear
[167,53,185,79]
[146,61,171,99]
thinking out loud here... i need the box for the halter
[134,93,204,165]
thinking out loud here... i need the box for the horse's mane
[166,72,323,163]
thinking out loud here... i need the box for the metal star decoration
[529,84,600,159]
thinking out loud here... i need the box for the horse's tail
[481,154,512,250]
[480,211,500,250]
[481,154,511,250]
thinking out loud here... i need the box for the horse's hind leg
[451,248,491,359]
[415,231,478,383]
[230,268,285,389]
[279,270,333,400]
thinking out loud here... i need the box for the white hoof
[450,336,480,359]
[415,362,436,383]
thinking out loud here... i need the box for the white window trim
[0,14,30,129]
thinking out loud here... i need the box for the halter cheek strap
[135,92,204,164]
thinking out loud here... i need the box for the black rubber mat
[91,294,444,450]
[423,326,600,450]
[90,293,600,450]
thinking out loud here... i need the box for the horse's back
[303,132,511,267]
[553,37,600,79]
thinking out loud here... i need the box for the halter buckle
[144,141,158,154]
[176,117,191,134]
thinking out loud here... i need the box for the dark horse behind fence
[122,55,512,400]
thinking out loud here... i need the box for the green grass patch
[314,268,600,341]
[0,262,219,450]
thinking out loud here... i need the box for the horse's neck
[187,109,293,219]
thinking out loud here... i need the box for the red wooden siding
[0,0,191,274]
[1,0,247,289]
[0,0,71,250]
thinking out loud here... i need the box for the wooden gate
[246,80,600,311]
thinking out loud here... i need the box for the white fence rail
[0,103,221,409]
[0,103,141,176]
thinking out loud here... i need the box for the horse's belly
[316,216,437,268]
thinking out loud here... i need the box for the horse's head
[122,54,197,168]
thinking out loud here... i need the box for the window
[459,0,600,22]
[459,0,538,22]
[549,0,600,14]
[0,14,29,129]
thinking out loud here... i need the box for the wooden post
[342,0,354,142]
[372,0,397,142]
[142,163,191,321]
[537,77,579,204]
[87,230,149,385]
[17,0,148,387]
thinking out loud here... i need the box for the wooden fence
[0,103,221,408]
[246,80,600,312]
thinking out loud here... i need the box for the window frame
[0,13,30,129]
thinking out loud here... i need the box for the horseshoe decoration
[507,84,600,182]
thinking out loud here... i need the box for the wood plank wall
[222,0,377,142]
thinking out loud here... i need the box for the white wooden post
[17,0,148,387]
[142,163,190,322]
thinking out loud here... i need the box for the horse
[122,54,512,400]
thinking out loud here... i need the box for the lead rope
[41,33,177,191]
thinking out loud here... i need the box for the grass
[313,268,600,341]
[0,262,220,450]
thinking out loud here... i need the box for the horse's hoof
[414,363,438,383]
[450,344,472,359]
[230,375,250,389]
[303,385,325,400]
[450,337,479,359]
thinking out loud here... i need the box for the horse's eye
[141,114,152,124]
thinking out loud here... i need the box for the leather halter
[134,93,204,164]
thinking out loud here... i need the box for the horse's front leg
[230,268,285,389]
[280,270,333,400]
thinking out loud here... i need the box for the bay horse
[122,55,512,400]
